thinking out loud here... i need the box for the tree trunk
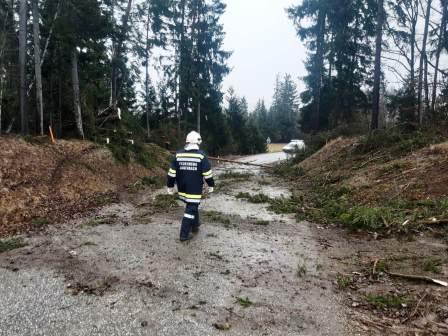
[145,7,150,139]
[111,0,133,106]
[417,0,432,124]
[328,33,335,89]
[27,0,60,96]
[431,50,441,118]
[58,73,62,137]
[0,1,11,62]
[19,0,27,134]
[40,0,59,67]
[0,67,4,136]
[193,0,202,134]
[424,55,430,116]
[49,66,53,128]
[177,0,186,137]
[32,0,44,135]
[431,1,447,116]
[57,44,63,137]
[410,1,418,103]
[312,6,326,131]
[371,0,384,131]
[197,100,201,133]
[109,0,115,106]
[6,118,15,133]
[71,48,84,139]
[0,0,8,136]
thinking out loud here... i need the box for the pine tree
[329,0,376,124]
[134,0,172,138]
[252,99,269,139]
[288,0,328,131]
[269,74,299,142]
[164,0,230,142]
[289,0,377,131]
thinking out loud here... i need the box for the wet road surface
[238,152,288,165]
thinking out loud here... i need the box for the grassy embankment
[259,126,448,235]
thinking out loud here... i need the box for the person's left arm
[201,154,215,190]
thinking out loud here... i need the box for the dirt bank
[0,137,169,237]
[299,136,448,204]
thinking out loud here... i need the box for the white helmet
[186,131,202,145]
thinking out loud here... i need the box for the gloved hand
[208,187,214,194]
[167,187,174,195]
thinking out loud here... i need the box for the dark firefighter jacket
[167,149,215,203]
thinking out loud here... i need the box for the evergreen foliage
[1,0,446,154]
[0,0,266,155]
[288,0,447,133]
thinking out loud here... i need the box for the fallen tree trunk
[417,218,448,225]
[169,151,273,168]
[208,156,272,168]
[387,271,448,287]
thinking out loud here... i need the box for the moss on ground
[220,171,253,180]
[0,238,27,253]
[366,294,413,309]
[236,192,271,204]
[337,275,353,290]
[31,217,50,228]
[236,297,253,308]
[152,194,180,211]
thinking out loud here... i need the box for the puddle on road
[207,163,292,221]
[203,193,279,222]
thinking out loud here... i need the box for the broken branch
[386,271,448,287]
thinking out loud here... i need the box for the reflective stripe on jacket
[167,149,215,202]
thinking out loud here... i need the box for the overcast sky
[221,0,306,110]
[219,0,448,111]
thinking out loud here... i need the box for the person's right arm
[167,155,177,193]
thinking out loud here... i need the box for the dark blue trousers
[180,203,200,240]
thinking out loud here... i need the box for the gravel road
[0,153,352,336]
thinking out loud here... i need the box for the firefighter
[167,131,215,241]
